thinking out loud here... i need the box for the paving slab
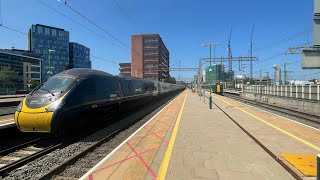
[165,90,294,180]
[81,92,187,180]
[210,93,320,179]
[81,90,312,179]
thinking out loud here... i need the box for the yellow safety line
[157,93,187,180]
[214,95,320,152]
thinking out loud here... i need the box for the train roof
[55,69,180,86]
[56,68,113,78]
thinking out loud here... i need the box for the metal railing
[0,88,17,95]
[243,85,320,101]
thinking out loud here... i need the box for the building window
[144,44,158,48]
[31,66,40,72]
[37,26,43,34]
[31,73,40,79]
[144,51,158,55]
[45,27,50,35]
[144,37,158,42]
[52,29,56,36]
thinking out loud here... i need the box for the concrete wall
[240,92,320,117]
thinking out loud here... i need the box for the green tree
[164,77,176,84]
[0,66,17,88]
[30,80,40,89]
[243,77,255,85]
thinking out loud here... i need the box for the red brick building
[119,63,131,77]
[131,34,170,81]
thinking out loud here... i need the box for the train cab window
[38,76,75,94]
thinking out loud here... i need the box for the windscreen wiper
[40,88,55,96]
[30,81,45,96]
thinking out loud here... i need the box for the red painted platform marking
[127,142,157,179]
[87,93,186,180]
[88,146,160,180]
[144,127,169,144]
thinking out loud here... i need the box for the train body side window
[133,80,142,94]
[104,77,118,98]
[85,78,96,95]
[80,78,96,103]
[67,77,96,106]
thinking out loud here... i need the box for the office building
[0,49,42,90]
[119,63,131,77]
[28,24,70,80]
[69,42,91,69]
[205,65,222,83]
[131,34,170,81]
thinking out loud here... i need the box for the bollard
[209,96,212,109]
[317,154,320,180]
[203,89,205,103]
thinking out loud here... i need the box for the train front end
[14,75,76,133]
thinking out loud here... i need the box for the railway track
[223,92,320,125]
[0,92,182,179]
[0,137,63,177]
[37,93,181,179]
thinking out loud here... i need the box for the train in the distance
[14,69,184,135]
[201,83,223,95]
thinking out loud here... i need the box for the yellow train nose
[15,111,53,133]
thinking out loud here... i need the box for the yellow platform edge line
[157,93,187,180]
[214,95,320,152]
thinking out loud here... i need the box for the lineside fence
[0,88,17,95]
[243,85,320,101]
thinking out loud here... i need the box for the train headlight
[46,100,64,112]
[16,101,22,112]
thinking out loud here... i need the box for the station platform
[0,114,15,129]
[81,90,320,179]
[0,97,23,103]
[0,94,26,99]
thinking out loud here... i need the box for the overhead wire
[112,0,132,22]
[91,55,118,65]
[0,0,2,26]
[0,23,119,65]
[254,52,285,66]
[112,0,141,34]
[38,0,123,49]
[61,1,143,57]
[244,29,308,75]
[0,25,28,35]
[253,28,312,53]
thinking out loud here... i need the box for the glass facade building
[0,49,43,90]
[28,24,70,81]
[205,65,222,83]
[69,42,91,69]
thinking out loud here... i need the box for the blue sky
[0,0,318,81]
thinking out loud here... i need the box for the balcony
[144,44,158,49]
[144,72,158,75]
[143,38,158,43]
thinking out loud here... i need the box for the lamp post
[47,49,55,78]
[201,43,220,95]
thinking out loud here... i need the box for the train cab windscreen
[36,76,76,95]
